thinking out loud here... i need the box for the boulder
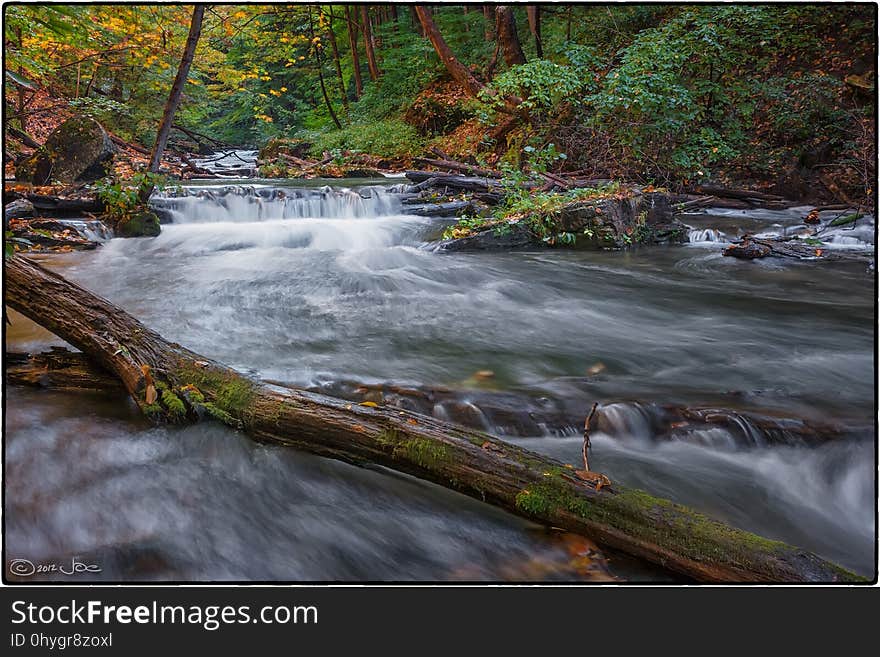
[115,210,161,238]
[15,116,116,185]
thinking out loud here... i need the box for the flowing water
[5,179,876,580]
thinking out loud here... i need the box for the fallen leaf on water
[587,362,606,376]
[407,418,419,425]
[359,401,378,408]
[474,370,495,380]
[815,249,823,257]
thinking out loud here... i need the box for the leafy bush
[300,119,425,158]
[94,172,169,220]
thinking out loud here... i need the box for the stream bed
[5,178,876,580]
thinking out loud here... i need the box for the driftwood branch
[3,255,860,583]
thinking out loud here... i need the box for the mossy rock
[15,116,117,185]
[116,210,161,238]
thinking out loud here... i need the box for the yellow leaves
[233,10,247,20]
[279,86,287,92]
[145,384,158,405]
[269,88,281,96]
[358,401,379,408]
[254,113,273,123]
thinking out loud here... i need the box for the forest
[3,3,877,584]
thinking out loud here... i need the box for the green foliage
[483,60,583,118]
[4,232,33,258]
[443,180,623,244]
[5,3,873,200]
[301,119,425,159]
[94,172,168,220]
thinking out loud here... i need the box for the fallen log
[178,153,218,178]
[4,255,861,583]
[685,184,787,203]
[5,192,104,216]
[724,236,873,262]
[407,172,502,195]
[413,157,503,179]
[8,127,42,149]
[107,131,150,156]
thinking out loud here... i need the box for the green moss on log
[514,470,863,580]
[376,428,451,469]
[161,388,187,418]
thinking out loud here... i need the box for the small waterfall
[593,401,840,449]
[687,228,726,243]
[594,402,656,442]
[150,184,403,224]
[54,219,113,242]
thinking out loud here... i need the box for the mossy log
[4,255,862,583]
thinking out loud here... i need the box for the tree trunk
[345,6,363,99]
[526,5,542,59]
[15,26,27,133]
[360,6,381,81]
[309,7,342,130]
[496,6,526,67]
[410,6,423,36]
[141,4,205,202]
[414,5,485,99]
[325,9,349,108]
[482,4,495,41]
[3,255,860,584]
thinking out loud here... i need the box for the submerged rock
[437,223,536,251]
[723,239,771,259]
[15,116,116,185]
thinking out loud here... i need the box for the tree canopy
[4,3,875,201]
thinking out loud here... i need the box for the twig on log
[583,402,598,471]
